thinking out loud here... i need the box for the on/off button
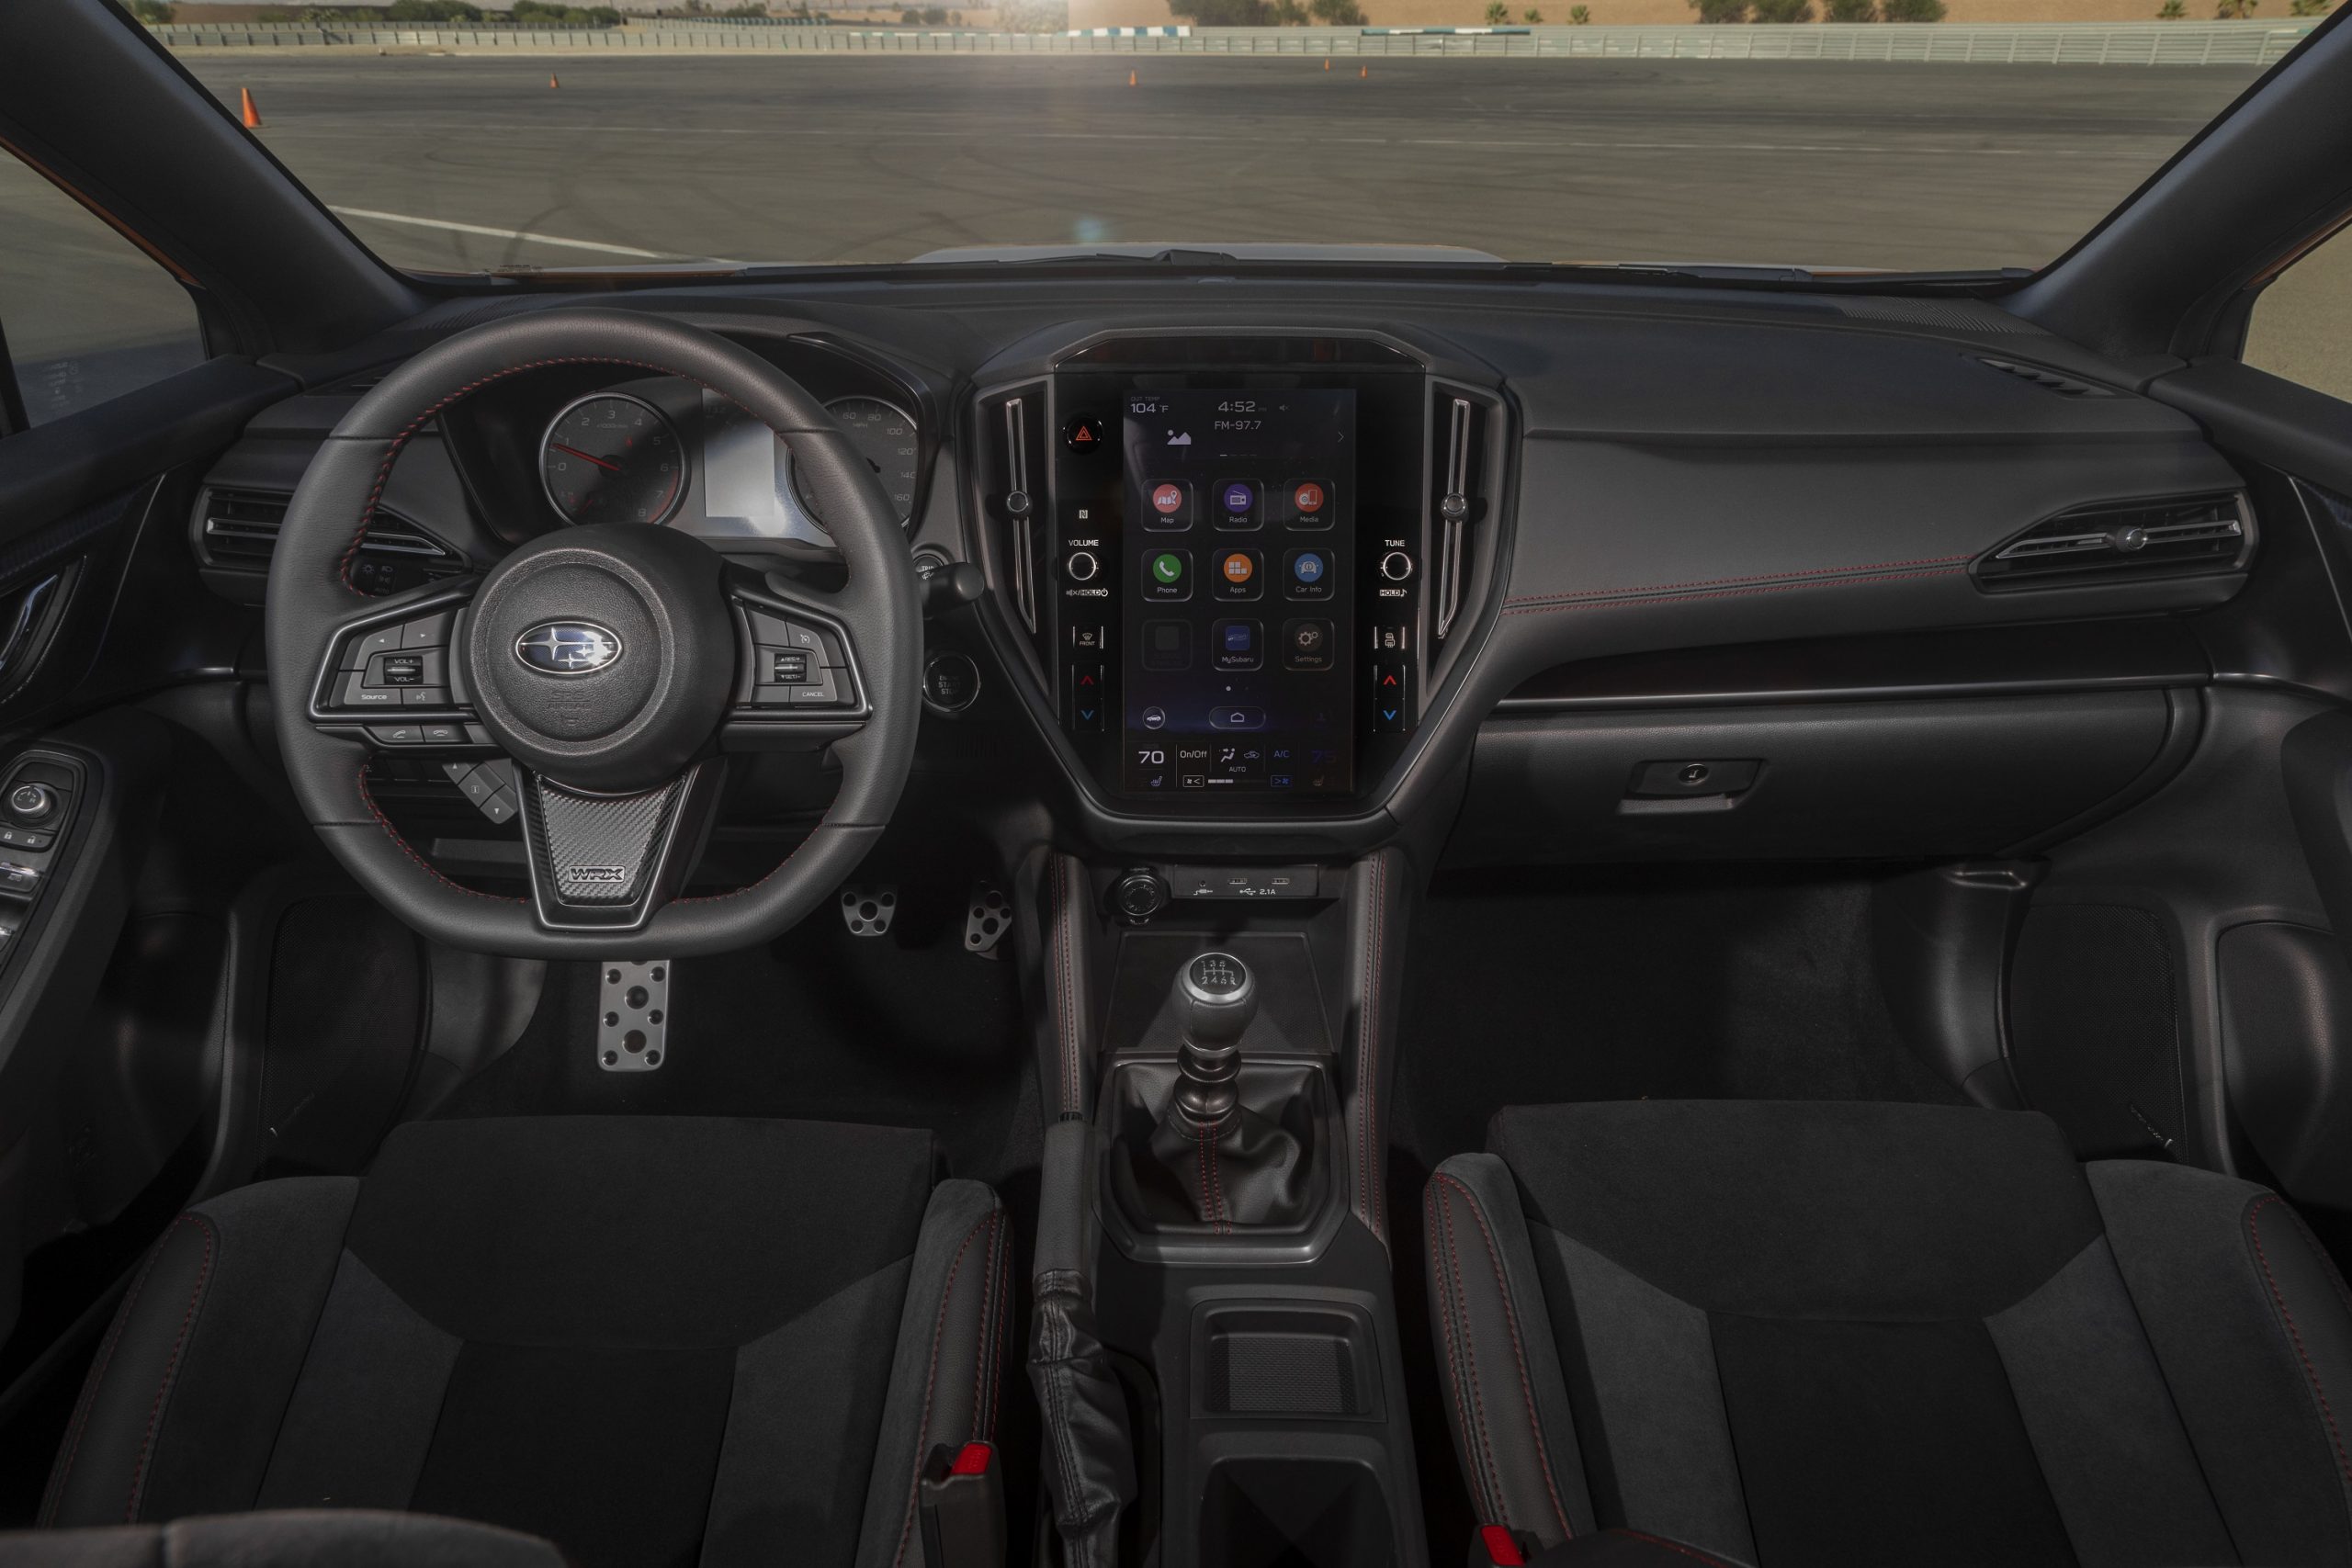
[1065,550,1101,582]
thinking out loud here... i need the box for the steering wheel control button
[923,652,981,715]
[1379,550,1416,582]
[368,725,424,747]
[6,783,54,821]
[336,674,401,709]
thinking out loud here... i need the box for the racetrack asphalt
[182,52,2253,273]
[0,51,2294,421]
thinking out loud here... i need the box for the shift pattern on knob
[1178,951,1257,1049]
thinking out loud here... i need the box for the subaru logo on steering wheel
[514,620,623,676]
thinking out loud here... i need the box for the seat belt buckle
[1473,1522,1533,1566]
[919,1440,1005,1568]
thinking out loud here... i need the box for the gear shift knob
[1177,952,1257,1047]
[1171,952,1255,1132]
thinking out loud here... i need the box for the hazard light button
[1064,415,1106,454]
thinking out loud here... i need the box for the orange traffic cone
[1359,63,1368,77]
[549,73,560,88]
[1127,68,1137,85]
[239,86,261,129]
[1324,56,1331,68]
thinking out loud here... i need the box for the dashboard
[185,276,2267,862]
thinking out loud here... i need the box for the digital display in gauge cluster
[691,390,921,539]
[1118,389,1358,797]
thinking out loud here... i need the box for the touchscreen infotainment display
[1119,389,1357,796]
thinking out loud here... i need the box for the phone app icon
[1145,481,1191,529]
[1143,549,1192,602]
[1211,618,1262,672]
[1285,548,1335,601]
[1214,548,1262,601]
[1216,479,1261,530]
[1289,479,1331,527]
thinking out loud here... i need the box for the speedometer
[540,393,684,525]
[788,396,921,531]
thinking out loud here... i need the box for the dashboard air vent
[198,487,462,590]
[1975,356,2116,399]
[1430,384,1500,647]
[1975,491,2250,591]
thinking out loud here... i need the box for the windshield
[153,9,2315,277]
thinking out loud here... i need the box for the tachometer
[540,393,685,525]
[788,396,921,531]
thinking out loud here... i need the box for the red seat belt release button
[1478,1522,1530,1566]
[921,1441,1005,1568]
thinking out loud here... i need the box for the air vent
[1975,492,2251,591]
[198,486,461,588]
[1975,356,2117,399]
[1430,385,1498,646]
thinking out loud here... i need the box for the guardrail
[147,17,2318,64]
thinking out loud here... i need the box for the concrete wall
[1072,0,2255,24]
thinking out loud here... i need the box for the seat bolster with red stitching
[1425,1152,1597,1552]
[2090,1157,2352,1564]
[41,1179,359,1529]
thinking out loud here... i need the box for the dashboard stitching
[338,354,747,597]
[1501,566,1968,617]
[356,765,526,904]
[1503,554,1973,607]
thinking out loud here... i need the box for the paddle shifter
[1124,952,1312,1232]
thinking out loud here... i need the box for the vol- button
[1065,550,1101,583]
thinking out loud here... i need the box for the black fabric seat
[36,1116,1013,1568]
[1425,1100,2352,1568]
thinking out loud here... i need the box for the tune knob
[1379,550,1415,582]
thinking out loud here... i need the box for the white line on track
[328,204,740,262]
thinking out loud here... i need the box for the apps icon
[1211,618,1262,672]
[1288,479,1331,527]
[1213,548,1262,601]
[1215,479,1260,530]
[1143,548,1191,602]
[1141,620,1193,671]
[1285,547,1335,601]
[1283,618,1336,671]
[1144,480,1191,529]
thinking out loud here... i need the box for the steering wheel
[266,310,922,957]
